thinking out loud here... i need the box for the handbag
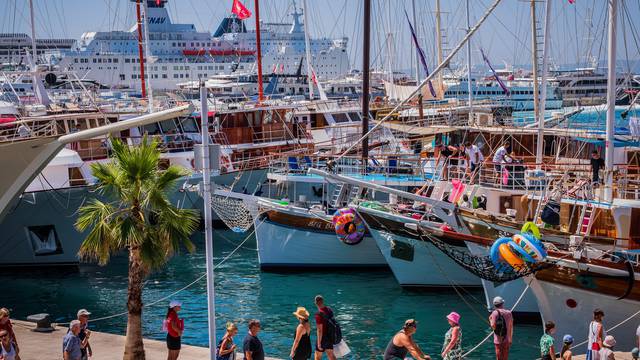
[332,340,351,358]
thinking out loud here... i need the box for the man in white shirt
[465,141,484,183]
[492,141,512,175]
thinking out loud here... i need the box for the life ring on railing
[332,208,366,245]
[520,221,541,239]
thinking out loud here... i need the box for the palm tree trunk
[123,247,146,360]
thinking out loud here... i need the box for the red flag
[231,0,252,20]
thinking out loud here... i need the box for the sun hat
[493,296,505,306]
[446,312,461,325]
[77,309,91,317]
[563,334,574,344]
[603,335,616,348]
[292,307,310,320]
[169,300,182,308]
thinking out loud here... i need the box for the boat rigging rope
[53,221,262,327]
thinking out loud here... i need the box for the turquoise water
[0,230,541,359]
[513,106,639,132]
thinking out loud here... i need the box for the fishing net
[419,232,552,283]
[211,195,255,233]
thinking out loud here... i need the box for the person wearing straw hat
[217,322,238,360]
[290,307,312,360]
[165,300,184,360]
[598,335,616,360]
[441,312,462,360]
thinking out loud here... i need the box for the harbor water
[1,229,542,359]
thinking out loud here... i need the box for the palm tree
[75,136,199,360]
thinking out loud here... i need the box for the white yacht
[56,0,350,90]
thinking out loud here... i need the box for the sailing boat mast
[362,0,371,161]
[28,0,50,106]
[135,0,147,99]
[466,0,473,122]
[385,0,394,98]
[302,0,314,100]
[604,0,617,202]
[536,0,552,165]
[411,0,420,83]
[435,0,443,93]
[530,0,541,165]
[254,0,265,102]
[142,0,154,113]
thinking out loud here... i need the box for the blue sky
[3,0,639,73]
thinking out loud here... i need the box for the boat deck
[13,320,281,360]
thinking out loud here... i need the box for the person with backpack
[314,295,340,360]
[489,296,513,360]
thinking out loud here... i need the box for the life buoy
[490,237,512,271]
[332,208,366,245]
[520,221,541,239]
[499,243,525,269]
[513,233,547,261]
[507,240,535,263]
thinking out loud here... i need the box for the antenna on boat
[302,0,314,100]
[135,0,148,100]
[254,0,265,103]
[604,0,617,202]
[535,0,552,168]
[361,0,371,162]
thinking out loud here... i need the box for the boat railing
[616,168,640,200]
[0,118,58,142]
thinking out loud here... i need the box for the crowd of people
[1,296,640,360]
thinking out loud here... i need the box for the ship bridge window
[333,113,350,123]
[27,225,63,256]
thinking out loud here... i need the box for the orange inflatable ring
[498,243,525,270]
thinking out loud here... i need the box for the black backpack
[319,308,342,345]
[493,310,507,338]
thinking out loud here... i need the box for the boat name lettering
[148,17,167,24]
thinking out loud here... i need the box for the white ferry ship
[57,0,349,90]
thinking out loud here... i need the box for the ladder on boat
[329,184,360,209]
[578,203,595,236]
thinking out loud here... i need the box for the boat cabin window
[178,118,199,133]
[159,120,179,133]
[142,123,161,135]
[333,113,350,123]
[348,112,361,121]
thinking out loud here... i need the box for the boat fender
[618,260,635,300]
[520,221,541,239]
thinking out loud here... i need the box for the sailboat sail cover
[403,10,436,98]
[480,48,510,95]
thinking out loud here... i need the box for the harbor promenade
[12,320,281,360]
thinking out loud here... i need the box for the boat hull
[358,209,481,287]
[255,209,387,269]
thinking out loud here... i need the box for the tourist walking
[560,335,574,360]
[0,308,18,355]
[441,312,462,360]
[63,320,83,360]
[216,322,238,360]
[540,321,557,360]
[76,309,92,360]
[383,319,430,360]
[598,335,616,360]
[243,319,264,360]
[290,307,312,360]
[165,300,184,360]
[587,309,606,360]
[0,330,18,360]
[489,296,513,360]
[314,295,339,360]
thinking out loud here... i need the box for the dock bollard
[26,313,55,332]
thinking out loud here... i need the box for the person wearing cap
[598,335,616,360]
[290,307,312,360]
[217,322,238,360]
[587,308,606,360]
[76,309,92,360]
[489,296,513,360]
[560,335,574,360]
[243,319,264,360]
[540,321,557,360]
[441,312,462,360]
[63,320,83,360]
[383,319,430,360]
[165,300,184,360]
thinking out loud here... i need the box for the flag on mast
[231,0,252,20]
[403,10,436,97]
